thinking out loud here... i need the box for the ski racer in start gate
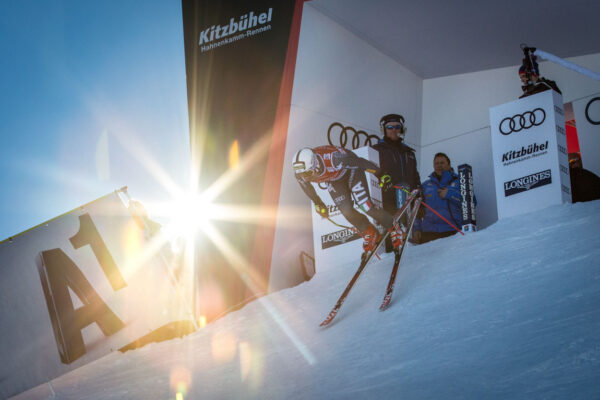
[292,145,405,252]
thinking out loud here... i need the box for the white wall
[269,4,423,291]
[269,5,600,289]
[421,53,600,229]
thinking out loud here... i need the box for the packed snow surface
[14,201,600,400]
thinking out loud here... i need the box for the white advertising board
[489,90,571,220]
[572,95,600,176]
[310,146,384,271]
[0,192,192,399]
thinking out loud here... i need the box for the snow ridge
[15,202,600,400]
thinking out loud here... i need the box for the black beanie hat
[379,113,406,135]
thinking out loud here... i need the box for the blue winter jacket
[414,169,463,233]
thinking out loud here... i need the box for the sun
[111,127,316,365]
[169,191,216,237]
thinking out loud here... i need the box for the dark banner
[458,164,477,232]
[181,0,305,321]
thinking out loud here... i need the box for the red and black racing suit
[295,145,394,234]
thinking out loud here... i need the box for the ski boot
[362,225,381,253]
[388,223,405,249]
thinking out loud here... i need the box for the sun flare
[112,125,315,364]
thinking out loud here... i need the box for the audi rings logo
[585,97,600,125]
[499,108,546,135]
[327,122,379,149]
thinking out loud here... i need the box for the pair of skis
[319,190,422,327]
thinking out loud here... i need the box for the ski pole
[395,185,465,236]
[326,217,355,231]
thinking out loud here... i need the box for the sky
[11,200,600,400]
[0,1,191,241]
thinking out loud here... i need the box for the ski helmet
[292,147,319,177]
[379,113,406,140]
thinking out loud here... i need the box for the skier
[292,145,404,252]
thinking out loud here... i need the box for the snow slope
[13,201,600,400]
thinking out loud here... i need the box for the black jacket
[570,167,600,203]
[519,77,562,99]
[372,137,421,211]
[295,146,381,207]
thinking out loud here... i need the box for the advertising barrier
[0,191,193,399]
[310,146,383,271]
[181,0,305,317]
[458,163,476,232]
[489,90,570,220]
[573,94,600,177]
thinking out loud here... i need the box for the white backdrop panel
[573,94,600,176]
[489,91,570,220]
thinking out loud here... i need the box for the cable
[534,49,600,82]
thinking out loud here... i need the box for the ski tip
[319,318,333,327]
[379,296,392,311]
[320,310,338,327]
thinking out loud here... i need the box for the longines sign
[321,228,361,250]
[504,169,552,197]
[489,90,571,220]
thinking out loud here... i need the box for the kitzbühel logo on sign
[199,8,273,48]
[501,140,549,166]
[504,169,552,197]
[499,108,546,135]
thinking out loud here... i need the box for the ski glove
[379,174,392,192]
[417,203,426,219]
[415,188,426,219]
[315,202,329,218]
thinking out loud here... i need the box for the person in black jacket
[372,114,421,214]
[372,114,423,250]
[569,153,600,203]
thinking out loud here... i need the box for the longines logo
[504,169,552,197]
[199,8,273,52]
[501,140,548,166]
[321,228,361,249]
[459,170,474,222]
[499,108,546,135]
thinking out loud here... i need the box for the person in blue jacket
[414,152,463,244]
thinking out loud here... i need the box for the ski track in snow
[11,201,600,400]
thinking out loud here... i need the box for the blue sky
[0,1,191,240]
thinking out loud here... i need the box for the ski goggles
[293,162,315,178]
[385,124,404,130]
